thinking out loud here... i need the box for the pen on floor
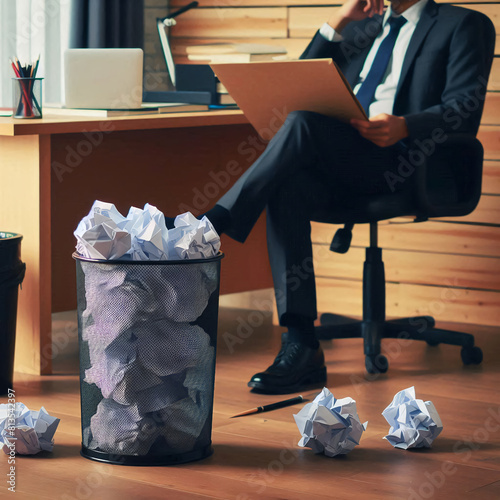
[230,395,304,418]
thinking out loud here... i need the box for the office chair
[314,134,485,374]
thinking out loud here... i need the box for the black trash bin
[0,232,26,396]
[74,252,223,465]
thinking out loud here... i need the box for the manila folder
[210,59,367,139]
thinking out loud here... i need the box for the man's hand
[328,0,385,33]
[350,114,409,147]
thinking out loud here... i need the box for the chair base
[316,313,483,374]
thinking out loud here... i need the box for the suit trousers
[217,110,411,326]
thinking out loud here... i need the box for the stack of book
[186,43,288,107]
[216,82,235,106]
[44,102,209,117]
[186,43,287,63]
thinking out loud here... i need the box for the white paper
[127,204,170,260]
[136,321,211,376]
[155,264,218,322]
[84,330,138,399]
[382,386,443,449]
[293,388,367,457]
[0,403,60,455]
[74,201,132,260]
[88,399,160,455]
[74,201,221,261]
[168,213,221,260]
[157,394,210,452]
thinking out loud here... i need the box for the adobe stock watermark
[215,0,246,21]
[339,0,443,64]
[385,75,488,193]
[408,405,500,500]
[341,17,382,63]
[235,439,301,499]
[12,319,78,382]
[52,64,165,183]
[349,275,463,390]
[51,122,116,182]
[5,388,16,493]
[222,233,332,354]
[60,465,118,500]
[222,254,318,354]
[178,106,288,215]
[40,320,78,372]
[6,0,70,46]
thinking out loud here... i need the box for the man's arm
[402,11,495,141]
[351,113,409,147]
[350,8,495,148]
[300,0,384,61]
[301,0,409,147]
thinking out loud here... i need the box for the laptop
[64,49,144,109]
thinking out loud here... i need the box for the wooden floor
[2,307,500,500]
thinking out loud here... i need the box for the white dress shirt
[319,0,428,117]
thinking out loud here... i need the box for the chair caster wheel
[461,346,483,365]
[426,338,440,347]
[365,354,388,375]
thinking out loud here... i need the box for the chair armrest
[412,134,484,219]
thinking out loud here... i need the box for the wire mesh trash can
[0,233,26,396]
[74,252,224,465]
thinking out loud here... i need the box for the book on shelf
[188,53,282,63]
[44,102,209,117]
[218,94,236,106]
[186,43,287,56]
[216,82,228,94]
[153,103,209,113]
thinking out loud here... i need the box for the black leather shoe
[248,333,326,394]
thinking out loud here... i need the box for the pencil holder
[74,252,223,465]
[12,77,43,119]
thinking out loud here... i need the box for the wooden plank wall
[170,0,500,326]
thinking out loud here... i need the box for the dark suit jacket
[301,0,496,142]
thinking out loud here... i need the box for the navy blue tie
[356,15,407,113]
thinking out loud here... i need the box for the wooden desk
[0,110,273,375]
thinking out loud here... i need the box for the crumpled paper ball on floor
[0,403,60,455]
[293,387,368,457]
[382,386,443,449]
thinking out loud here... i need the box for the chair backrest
[414,135,484,219]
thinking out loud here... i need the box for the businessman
[174,0,495,394]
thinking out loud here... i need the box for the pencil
[33,55,40,77]
[11,56,36,116]
[230,395,304,418]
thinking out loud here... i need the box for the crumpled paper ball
[126,204,170,260]
[85,343,215,455]
[157,263,218,322]
[83,319,212,397]
[87,399,160,455]
[80,261,218,332]
[293,388,368,457]
[0,403,60,455]
[168,212,221,259]
[382,386,443,449]
[75,201,131,260]
[135,321,211,377]
[74,200,221,261]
